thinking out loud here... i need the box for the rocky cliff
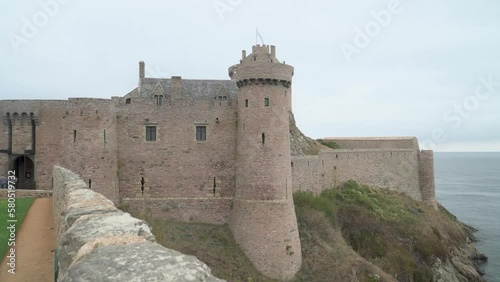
[289,112,326,156]
[288,122,488,281]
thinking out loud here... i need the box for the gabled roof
[138,78,238,99]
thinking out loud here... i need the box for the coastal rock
[432,243,486,282]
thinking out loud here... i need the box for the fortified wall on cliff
[0,44,436,280]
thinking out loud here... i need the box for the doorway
[12,156,35,189]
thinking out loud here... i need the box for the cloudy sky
[1,0,499,152]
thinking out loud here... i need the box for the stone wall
[325,137,419,150]
[116,95,237,200]
[52,165,223,281]
[36,101,67,188]
[0,100,67,189]
[60,99,119,204]
[229,199,302,280]
[292,148,423,201]
[419,150,438,208]
[121,197,233,225]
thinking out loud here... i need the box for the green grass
[122,182,470,281]
[0,198,35,260]
[294,180,467,281]
[316,139,340,149]
[120,206,277,282]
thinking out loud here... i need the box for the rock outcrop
[432,223,487,282]
[289,112,325,156]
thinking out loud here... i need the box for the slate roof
[138,78,238,99]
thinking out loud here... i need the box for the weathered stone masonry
[52,165,223,281]
[0,44,437,280]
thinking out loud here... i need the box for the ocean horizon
[435,152,500,282]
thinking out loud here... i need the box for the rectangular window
[154,95,163,106]
[146,126,156,141]
[196,126,206,141]
[245,99,248,108]
[264,98,269,107]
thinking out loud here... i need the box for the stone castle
[0,44,436,280]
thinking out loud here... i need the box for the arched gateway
[11,155,36,189]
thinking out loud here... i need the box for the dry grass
[121,181,469,282]
[294,180,468,282]
[119,206,274,282]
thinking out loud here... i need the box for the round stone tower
[228,45,302,280]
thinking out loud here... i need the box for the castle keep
[0,44,436,280]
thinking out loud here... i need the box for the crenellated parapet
[2,112,40,125]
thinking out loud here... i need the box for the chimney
[270,45,276,57]
[139,61,145,79]
[242,50,246,61]
[171,76,182,99]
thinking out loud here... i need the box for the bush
[316,139,340,149]
[294,191,335,218]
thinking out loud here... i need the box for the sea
[435,152,500,282]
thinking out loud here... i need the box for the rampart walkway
[0,198,56,281]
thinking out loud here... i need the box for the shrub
[316,139,340,149]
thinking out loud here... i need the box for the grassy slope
[124,181,470,282]
[0,198,35,260]
[294,180,467,282]
[122,208,275,282]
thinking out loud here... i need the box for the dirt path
[0,198,56,282]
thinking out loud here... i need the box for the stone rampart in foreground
[52,165,223,282]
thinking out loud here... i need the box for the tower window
[146,126,156,141]
[125,98,131,104]
[261,133,265,144]
[196,126,207,141]
[245,99,248,108]
[264,98,269,107]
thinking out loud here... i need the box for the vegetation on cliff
[316,139,340,149]
[123,182,486,281]
[294,181,486,281]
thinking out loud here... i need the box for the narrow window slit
[213,177,216,195]
[141,177,145,196]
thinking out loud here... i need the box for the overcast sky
[1,0,499,152]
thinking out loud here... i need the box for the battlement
[229,44,293,89]
[2,112,39,125]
